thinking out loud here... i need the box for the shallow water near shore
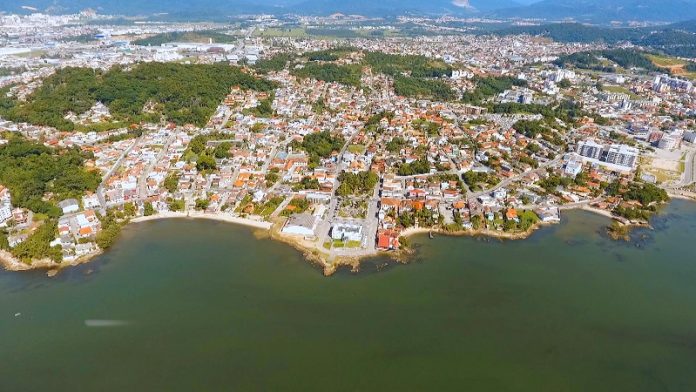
[1,201,696,391]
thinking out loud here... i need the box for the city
[1,11,694,274]
[2,2,696,391]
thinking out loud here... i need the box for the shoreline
[130,211,272,230]
[0,200,683,276]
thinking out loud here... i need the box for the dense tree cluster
[132,30,237,46]
[393,76,456,101]
[492,22,696,57]
[462,171,499,191]
[336,171,379,196]
[363,51,455,101]
[243,96,274,118]
[461,76,528,104]
[622,183,669,206]
[0,136,100,217]
[363,111,394,133]
[0,63,277,130]
[492,100,593,125]
[386,136,407,153]
[554,49,664,73]
[291,63,362,87]
[280,198,311,217]
[11,220,62,263]
[304,48,355,62]
[538,174,574,194]
[254,53,294,73]
[363,52,452,78]
[292,176,320,191]
[293,131,345,167]
[397,157,431,176]
[96,208,133,250]
[513,120,547,138]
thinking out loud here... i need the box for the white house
[58,199,80,214]
[331,222,363,242]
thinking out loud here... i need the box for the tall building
[605,144,638,168]
[577,139,603,160]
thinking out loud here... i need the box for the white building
[331,222,363,242]
[58,199,80,214]
[605,144,638,168]
[0,185,12,224]
[282,213,318,237]
[577,139,604,160]
[657,135,678,150]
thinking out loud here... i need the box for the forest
[292,131,345,167]
[363,52,452,78]
[393,76,455,101]
[461,76,528,104]
[254,53,294,73]
[493,22,696,59]
[336,171,379,197]
[291,63,362,88]
[0,135,101,217]
[553,49,663,73]
[0,63,277,130]
[132,30,237,46]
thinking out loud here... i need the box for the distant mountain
[2,0,519,16]
[3,0,696,23]
[1,0,287,15]
[489,20,696,58]
[494,0,696,23]
[292,0,520,16]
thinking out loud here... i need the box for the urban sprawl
[0,11,694,274]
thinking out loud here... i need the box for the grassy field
[347,144,366,154]
[255,28,308,38]
[603,85,639,99]
[647,54,685,67]
[647,54,696,80]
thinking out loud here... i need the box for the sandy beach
[130,211,273,230]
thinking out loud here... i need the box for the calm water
[2,201,696,391]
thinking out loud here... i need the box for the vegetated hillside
[132,30,238,46]
[553,49,666,73]
[490,21,696,58]
[6,0,519,17]
[494,0,696,23]
[0,63,277,130]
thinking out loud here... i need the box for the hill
[489,21,696,58]
[494,0,696,23]
[5,0,518,17]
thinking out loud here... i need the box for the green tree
[144,202,155,216]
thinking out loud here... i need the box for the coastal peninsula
[0,33,694,276]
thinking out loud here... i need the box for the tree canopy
[1,63,277,130]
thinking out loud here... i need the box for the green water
[2,201,696,391]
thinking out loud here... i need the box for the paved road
[97,136,142,211]
[138,133,175,200]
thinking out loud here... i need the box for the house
[565,159,583,177]
[505,208,519,223]
[282,213,318,237]
[537,207,561,223]
[82,193,101,210]
[377,230,400,250]
[58,199,80,214]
